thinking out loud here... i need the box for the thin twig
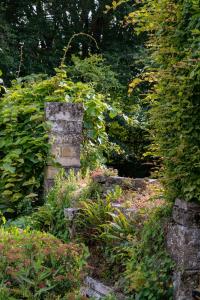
[16,42,24,78]
[60,32,99,67]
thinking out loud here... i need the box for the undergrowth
[4,169,174,299]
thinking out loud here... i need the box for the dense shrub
[0,228,88,299]
[0,91,49,216]
[65,55,122,95]
[0,69,115,216]
[126,0,200,201]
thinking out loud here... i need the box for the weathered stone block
[45,166,60,179]
[93,175,147,191]
[81,276,126,300]
[45,102,83,121]
[62,145,79,157]
[173,270,200,300]
[173,198,200,228]
[49,134,83,145]
[167,199,200,300]
[167,223,200,269]
[56,157,80,167]
[51,145,79,158]
[82,277,113,299]
[64,208,80,221]
[51,120,83,134]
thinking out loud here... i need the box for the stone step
[64,207,80,221]
[81,276,126,299]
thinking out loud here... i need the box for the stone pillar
[167,199,200,300]
[44,102,83,191]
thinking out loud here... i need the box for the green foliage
[73,175,173,298]
[7,170,173,298]
[0,284,17,300]
[65,55,122,95]
[7,170,102,242]
[74,185,137,284]
[126,0,200,201]
[25,170,78,241]
[0,91,50,215]
[0,69,117,216]
[0,0,150,176]
[101,211,136,265]
[75,190,118,243]
[0,227,88,300]
[64,54,150,175]
[0,0,134,84]
[125,206,174,299]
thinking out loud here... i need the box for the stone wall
[167,199,200,300]
[93,175,147,195]
[44,102,83,191]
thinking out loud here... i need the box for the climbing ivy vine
[118,0,200,202]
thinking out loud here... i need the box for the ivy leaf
[2,163,16,173]
[25,193,38,198]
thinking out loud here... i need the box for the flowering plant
[0,228,88,299]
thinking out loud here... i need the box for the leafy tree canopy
[0,0,136,84]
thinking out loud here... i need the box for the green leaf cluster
[0,227,88,299]
[64,54,151,175]
[127,0,200,201]
[0,92,49,215]
[125,206,174,300]
[0,0,135,84]
[0,69,115,217]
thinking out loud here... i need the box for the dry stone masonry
[93,175,147,195]
[44,102,83,191]
[167,199,200,300]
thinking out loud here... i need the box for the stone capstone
[45,102,83,120]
